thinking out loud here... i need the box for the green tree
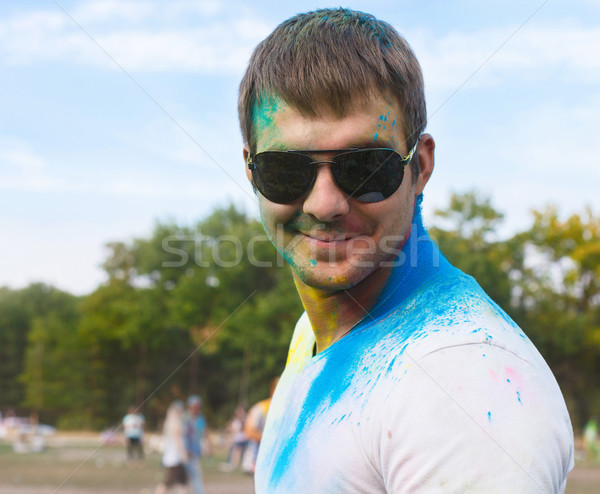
[81,204,302,426]
[77,278,193,428]
[429,191,513,309]
[20,299,88,427]
[0,284,78,414]
[513,206,600,429]
[159,205,301,423]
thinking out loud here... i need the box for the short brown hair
[238,8,427,178]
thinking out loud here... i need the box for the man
[122,406,145,465]
[238,8,574,493]
[184,395,206,494]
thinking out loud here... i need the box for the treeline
[1,193,599,432]
[1,205,302,430]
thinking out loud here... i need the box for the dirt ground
[0,433,598,493]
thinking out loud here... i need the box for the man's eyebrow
[350,139,394,150]
[260,139,400,153]
[352,143,388,149]
[255,143,288,153]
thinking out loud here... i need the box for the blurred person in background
[155,400,188,494]
[583,417,599,462]
[122,405,145,466]
[242,379,277,475]
[221,404,248,472]
[184,395,206,494]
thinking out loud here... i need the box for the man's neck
[293,266,393,353]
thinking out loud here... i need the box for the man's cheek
[380,234,408,268]
[345,237,376,268]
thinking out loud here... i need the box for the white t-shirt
[162,423,185,467]
[255,261,574,493]
[122,413,144,439]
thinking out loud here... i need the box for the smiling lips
[299,232,367,256]
[300,230,358,243]
[305,234,351,243]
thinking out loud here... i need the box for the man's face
[245,95,433,292]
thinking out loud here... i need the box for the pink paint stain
[504,367,523,387]
[505,366,525,405]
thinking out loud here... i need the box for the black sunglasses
[247,144,418,205]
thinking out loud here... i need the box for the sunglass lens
[333,149,404,202]
[252,152,314,204]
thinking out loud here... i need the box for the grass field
[0,433,253,494]
[0,434,598,493]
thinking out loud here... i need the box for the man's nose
[302,164,350,221]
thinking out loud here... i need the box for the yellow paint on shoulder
[285,312,315,368]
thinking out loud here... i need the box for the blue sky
[1,0,599,295]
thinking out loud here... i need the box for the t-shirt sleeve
[376,343,574,493]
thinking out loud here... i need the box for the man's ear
[243,146,252,183]
[414,133,434,196]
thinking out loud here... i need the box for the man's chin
[291,263,361,292]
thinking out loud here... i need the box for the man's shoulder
[369,269,523,352]
[366,276,574,492]
[373,339,574,492]
[284,269,532,376]
[340,266,563,411]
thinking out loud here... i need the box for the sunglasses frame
[247,142,419,204]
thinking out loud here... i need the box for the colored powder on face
[252,96,284,148]
[373,133,378,141]
[487,411,492,422]
[309,259,317,266]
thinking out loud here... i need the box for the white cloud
[0,215,107,295]
[425,89,600,237]
[0,145,66,191]
[73,0,224,24]
[410,22,600,91]
[0,0,271,73]
[0,2,597,82]
[72,0,160,24]
[0,128,252,204]
[3,149,46,172]
[0,156,240,199]
[4,2,595,83]
[509,93,600,177]
[91,25,261,72]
